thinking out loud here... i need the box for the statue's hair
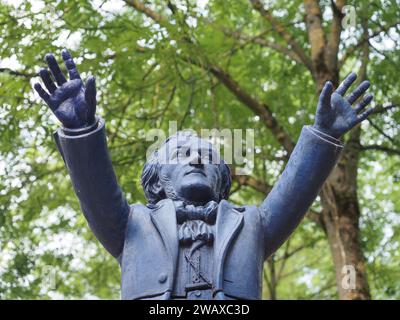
[141,131,232,204]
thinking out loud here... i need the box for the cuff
[306,126,344,148]
[61,116,100,136]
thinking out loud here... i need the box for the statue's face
[158,135,222,204]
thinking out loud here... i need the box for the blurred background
[0,0,399,299]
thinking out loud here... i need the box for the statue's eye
[172,150,179,159]
[200,149,214,163]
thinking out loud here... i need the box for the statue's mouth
[185,169,206,177]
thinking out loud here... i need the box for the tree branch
[370,104,399,116]
[125,0,166,24]
[359,144,400,156]
[206,63,295,153]
[125,0,295,153]
[339,20,400,67]
[326,0,345,76]
[303,0,326,72]
[249,0,314,73]
[367,119,399,146]
[224,29,304,65]
[0,68,35,78]
[232,174,272,194]
[307,209,324,228]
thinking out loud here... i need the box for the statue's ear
[147,179,166,203]
[142,160,166,203]
[219,161,232,201]
[151,179,164,195]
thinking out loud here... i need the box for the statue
[34,49,375,300]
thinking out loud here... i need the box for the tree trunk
[319,127,371,299]
[266,255,278,300]
[314,68,371,300]
[127,0,373,300]
[315,15,371,299]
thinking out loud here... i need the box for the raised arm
[34,49,130,259]
[260,73,375,258]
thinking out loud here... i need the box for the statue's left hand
[313,72,375,139]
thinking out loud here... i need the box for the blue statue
[34,49,374,300]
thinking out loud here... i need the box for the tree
[0,0,399,299]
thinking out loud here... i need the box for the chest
[121,202,265,300]
[173,239,214,299]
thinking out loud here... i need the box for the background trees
[0,0,399,299]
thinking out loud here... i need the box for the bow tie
[175,200,219,225]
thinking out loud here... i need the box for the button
[194,290,201,297]
[158,273,167,283]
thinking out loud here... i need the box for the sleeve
[260,125,343,258]
[54,117,130,259]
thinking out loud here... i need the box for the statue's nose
[188,150,203,166]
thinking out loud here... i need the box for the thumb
[85,76,97,121]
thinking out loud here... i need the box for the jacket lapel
[149,198,244,297]
[150,199,179,289]
[213,200,244,294]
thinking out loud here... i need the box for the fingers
[331,92,344,108]
[39,69,57,93]
[356,107,375,124]
[335,72,357,96]
[354,93,374,113]
[62,49,81,80]
[34,83,50,104]
[85,76,97,122]
[45,53,67,85]
[318,81,333,108]
[346,80,370,104]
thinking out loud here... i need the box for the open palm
[34,49,96,129]
[314,73,374,138]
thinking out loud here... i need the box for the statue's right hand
[34,49,97,129]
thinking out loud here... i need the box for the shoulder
[129,203,150,216]
[129,199,174,216]
[127,204,149,226]
[222,200,260,215]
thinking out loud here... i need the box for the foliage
[0,0,399,299]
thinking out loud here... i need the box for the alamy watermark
[341,265,356,290]
[342,5,357,30]
[41,265,57,293]
[145,121,255,175]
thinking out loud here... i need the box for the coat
[54,118,343,299]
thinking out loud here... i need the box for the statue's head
[141,131,231,205]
